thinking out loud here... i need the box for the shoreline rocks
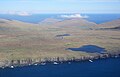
[0,53,120,69]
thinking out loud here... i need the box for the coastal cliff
[0,53,120,68]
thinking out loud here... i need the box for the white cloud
[61,14,89,18]
[17,12,31,16]
[7,11,31,16]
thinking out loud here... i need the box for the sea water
[0,58,120,77]
[0,14,120,24]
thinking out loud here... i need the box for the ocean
[0,58,120,77]
[0,14,120,24]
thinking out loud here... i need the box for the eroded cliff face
[0,53,120,68]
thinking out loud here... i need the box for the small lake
[56,34,71,37]
[0,58,120,77]
[67,45,106,53]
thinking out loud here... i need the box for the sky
[0,0,120,14]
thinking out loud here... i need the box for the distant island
[0,18,120,68]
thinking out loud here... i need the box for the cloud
[17,12,31,16]
[7,11,31,16]
[61,14,89,18]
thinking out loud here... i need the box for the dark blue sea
[0,14,120,77]
[0,58,120,77]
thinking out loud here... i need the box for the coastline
[0,53,120,69]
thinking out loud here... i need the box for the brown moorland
[0,18,120,67]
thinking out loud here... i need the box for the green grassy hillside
[0,18,120,67]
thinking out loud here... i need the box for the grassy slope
[0,18,120,65]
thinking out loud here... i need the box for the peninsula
[0,18,120,68]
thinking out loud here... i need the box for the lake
[0,57,120,77]
[67,45,106,53]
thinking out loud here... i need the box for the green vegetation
[0,18,120,67]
